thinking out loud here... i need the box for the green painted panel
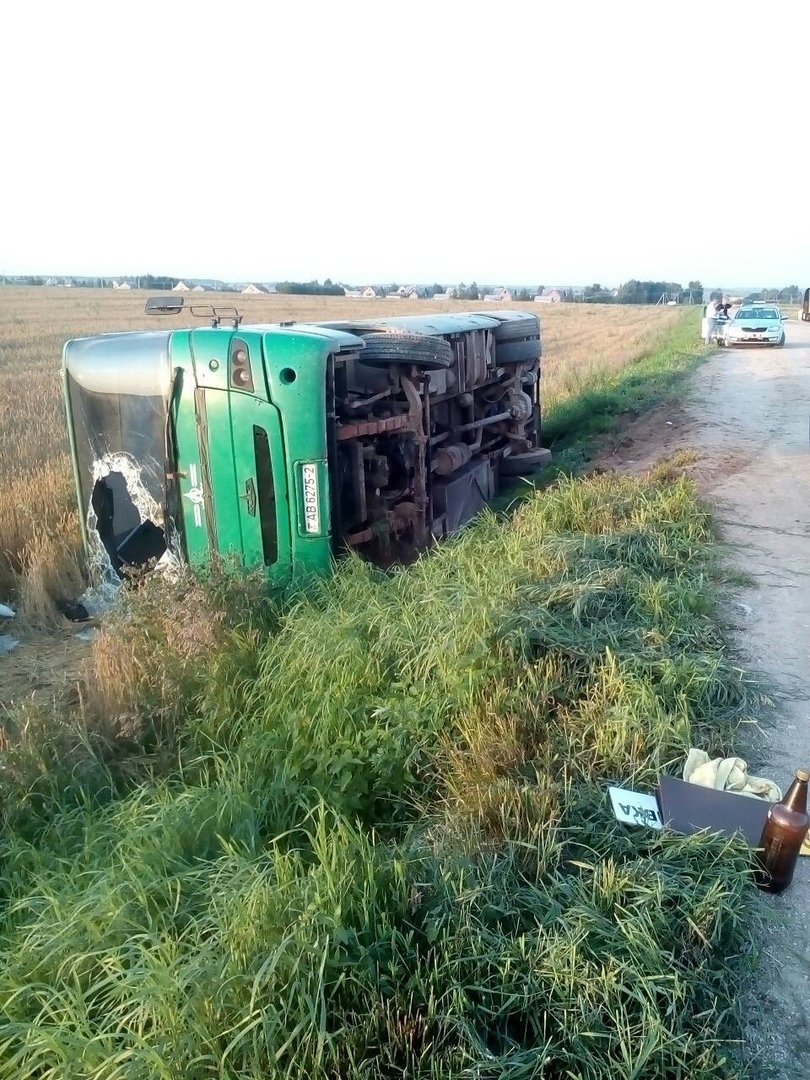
[167,332,209,567]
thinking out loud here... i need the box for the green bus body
[62,309,547,587]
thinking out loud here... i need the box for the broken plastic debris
[55,599,89,623]
[117,519,166,566]
[155,547,182,580]
[75,628,97,642]
[79,582,121,617]
[0,635,20,655]
[0,603,15,618]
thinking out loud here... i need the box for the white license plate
[301,463,320,533]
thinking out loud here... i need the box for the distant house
[362,286,381,299]
[191,279,227,292]
[172,281,190,292]
[535,287,563,304]
[482,287,513,303]
[342,286,363,298]
[385,285,422,299]
[242,283,270,294]
[112,281,132,290]
[432,287,458,301]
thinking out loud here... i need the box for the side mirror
[145,296,184,316]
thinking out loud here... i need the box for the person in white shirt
[704,299,722,344]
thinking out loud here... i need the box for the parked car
[721,304,786,347]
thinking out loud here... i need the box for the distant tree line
[423,283,487,299]
[581,280,705,304]
[140,274,175,290]
[2,276,805,305]
[748,285,801,303]
[275,279,344,296]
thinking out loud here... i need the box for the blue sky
[2,0,808,288]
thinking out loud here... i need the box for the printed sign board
[608,785,663,829]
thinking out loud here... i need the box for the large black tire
[499,448,552,476]
[495,338,542,364]
[358,332,453,369]
[489,315,541,342]
[776,334,786,347]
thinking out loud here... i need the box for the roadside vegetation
[543,311,708,459]
[0,463,759,1078]
[1,299,762,1077]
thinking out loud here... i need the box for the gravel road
[687,322,810,1076]
[602,317,810,1075]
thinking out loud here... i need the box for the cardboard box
[656,774,769,846]
[609,775,810,854]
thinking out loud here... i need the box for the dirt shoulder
[0,626,91,720]
[598,320,810,1077]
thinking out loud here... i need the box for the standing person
[704,299,721,344]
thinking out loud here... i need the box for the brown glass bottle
[755,769,810,894]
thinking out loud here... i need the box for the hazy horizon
[3,1,808,287]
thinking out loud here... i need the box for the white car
[721,304,786,348]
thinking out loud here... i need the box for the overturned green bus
[62,300,548,586]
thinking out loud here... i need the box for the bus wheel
[358,333,453,369]
[496,339,541,364]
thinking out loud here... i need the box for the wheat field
[0,286,684,617]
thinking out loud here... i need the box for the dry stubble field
[0,286,683,624]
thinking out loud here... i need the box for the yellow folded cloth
[683,748,782,802]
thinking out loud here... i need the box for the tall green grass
[0,471,760,1078]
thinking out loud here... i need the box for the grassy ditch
[542,308,707,462]
[0,468,761,1078]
